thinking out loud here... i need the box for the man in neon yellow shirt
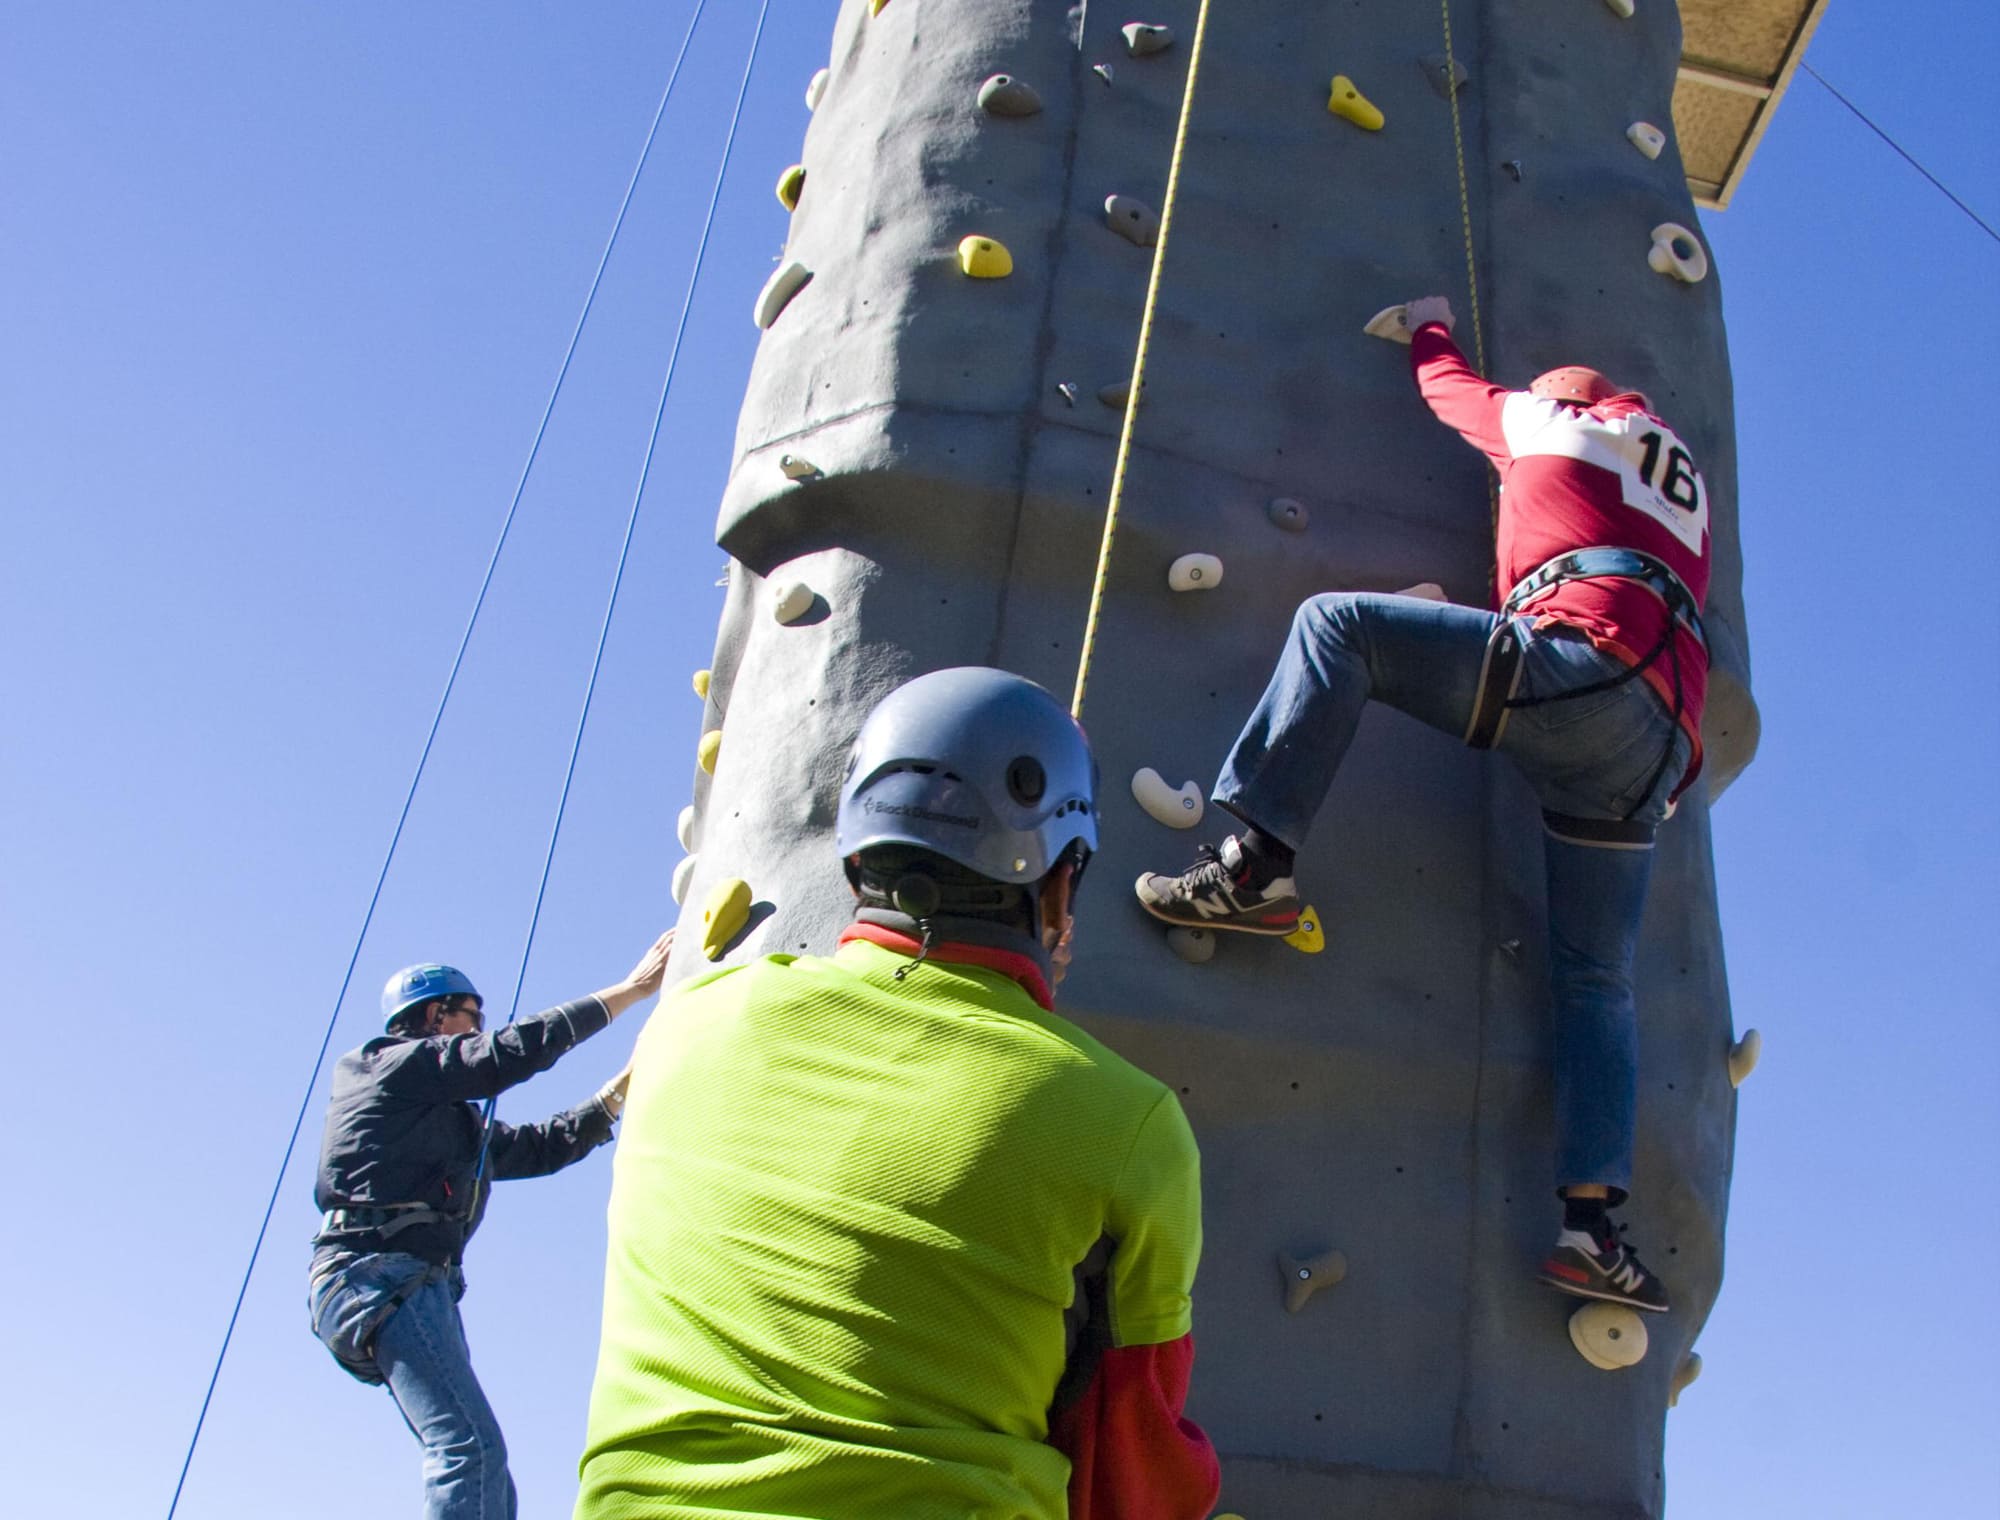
[576,668,1218,1519]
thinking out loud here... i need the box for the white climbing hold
[1167,553,1223,592]
[1364,304,1416,344]
[1568,1301,1649,1370]
[1104,194,1160,248]
[778,453,820,481]
[805,68,829,111]
[772,580,813,624]
[753,259,812,329]
[1648,222,1709,284]
[1727,1028,1762,1087]
[1268,497,1309,533]
[977,73,1043,117]
[1669,1352,1704,1407]
[1092,63,1114,85]
[1397,582,1448,602]
[1167,926,1216,964]
[1627,121,1666,160]
[1057,381,1079,407]
[1121,22,1175,56]
[1604,0,1636,17]
[677,804,698,853]
[671,854,697,906]
[1131,767,1203,829]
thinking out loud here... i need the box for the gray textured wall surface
[674,2,1756,1514]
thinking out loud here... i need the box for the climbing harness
[1072,0,1213,718]
[162,4,739,1512]
[316,1202,450,1243]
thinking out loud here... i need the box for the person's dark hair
[850,843,1037,931]
[386,1000,439,1038]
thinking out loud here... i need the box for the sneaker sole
[1134,892,1302,936]
[1536,1269,1670,1314]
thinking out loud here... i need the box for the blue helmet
[835,667,1099,886]
[381,963,481,1032]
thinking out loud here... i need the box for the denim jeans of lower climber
[310,1252,516,1520]
[1215,592,1693,1199]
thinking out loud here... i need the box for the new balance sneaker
[1134,837,1302,935]
[1538,1224,1671,1314]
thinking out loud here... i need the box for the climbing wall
[676,1,1759,1514]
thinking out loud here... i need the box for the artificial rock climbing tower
[674,1,1780,1514]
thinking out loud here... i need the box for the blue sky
[3,3,1993,1516]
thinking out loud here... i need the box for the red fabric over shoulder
[1047,1335,1220,1520]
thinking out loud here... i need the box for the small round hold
[1268,497,1309,532]
[1167,927,1215,964]
[1092,63,1115,85]
[1604,0,1636,16]
[697,729,722,775]
[1727,1027,1762,1087]
[1121,22,1175,56]
[772,581,813,624]
[778,453,820,481]
[775,163,805,212]
[1627,121,1666,160]
[1568,1301,1649,1370]
[671,853,697,906]
[805,68,829,111]
[1131,767,1203,829]
[1669,1351,1704,1407]
[977,73,1043,117]
[753,259,812,329]
[957,235,1014,279]
[1648,222,1708,284]
[1057,381,1079,407]
[691,668,711,699]
[1104,194,1160,248]
[1327,74,1385,131]
[1167,553,1223,592]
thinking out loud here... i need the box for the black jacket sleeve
[487,1098,617,1181]
[418,996,613,1102]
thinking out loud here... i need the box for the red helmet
[1530,366,1621,407]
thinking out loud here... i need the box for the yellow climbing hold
[1284,905,1326,954]
[869,0,890,13]
[692,669,711,700]
[699,877,753,961]
[775,163,805,212]
[1326,75,1384,131]
[697,729,721,774]
[957,235,1013,279]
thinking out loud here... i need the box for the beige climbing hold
[676,804,697,852]
[775,163,805,212]
[957,235,1013,279]
[771,581,813,624]
[697,728,721,774]
[1167,926,1216,964]
[1131,767,1203,829]
[1627,121,1666,160]
[805,68,829,112]
[1648,222,1709,284]
[1604,0,1636,17]
[1397,582,1448,602]
[1121,22,1175,56]
[1327,75,1384,131]
[753,259,812,329]
[1568,1301,1649,1370]
[1268,497,1309,533]
[671,854,697,906]
[1364,304,1416,344]
[1284,906,1326,954]
[1278,1247,1347,1312]
[699,877,753,961]
[1727,1028,1762,1087]
[1669,1351,1704,1407]
[691,668,711,700]
[977,73,1043,117]
[778,453,820,481]
[1104,194,1160,248]
[1167,553,1222,592]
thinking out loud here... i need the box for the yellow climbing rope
[1071,0,1213,719]
[1439,0,1487,377]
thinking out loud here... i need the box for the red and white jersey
[1410,323,1712,789]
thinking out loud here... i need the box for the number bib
[1501,395,1710,553]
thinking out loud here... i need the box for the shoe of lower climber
[1539,1223,1671,1314]
[1135,836,1302,935]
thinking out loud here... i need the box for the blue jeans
[310,1253,517,1520]
[1215,593,1692,1199]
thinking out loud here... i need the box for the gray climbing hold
[1098,379,1140,409]
[1503,159,1524,182]
[1057,381,1079,408]
[753,260,812,329]
[1121,22,1175,56]
[1092,63,1114,85]
[1104,194,1160,248]
[1268,497,1309,533]
[1569,1301,1648,1369]
[976,73,1043,117]
[805,68,829,112]
[778,453,820,481]
[1278,1247,1348,1313]
[1420,53,1468,99]
[1167,926,1216,964]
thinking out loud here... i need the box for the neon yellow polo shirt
[574,939,1202,1520]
